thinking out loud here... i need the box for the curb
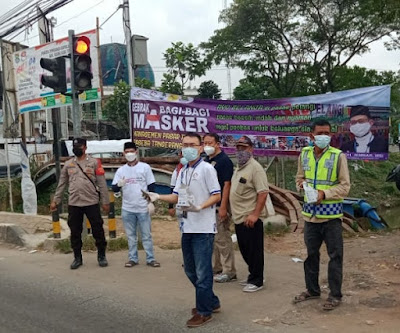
[0,224,26,247]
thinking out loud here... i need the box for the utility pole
[122,0,135,87]
[38,8,62,182]
[69,29,81,137]
[223,0,232,100]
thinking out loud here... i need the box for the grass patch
[263,222,290,236]
[54,235,137,253]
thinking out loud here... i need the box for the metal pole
[69,29,81,137]
[4,139,14,212]
[52,107,61,182]
[122,0,135,87]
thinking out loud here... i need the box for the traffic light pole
[69,29,81,137]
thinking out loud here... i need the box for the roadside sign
[12,29,100,113]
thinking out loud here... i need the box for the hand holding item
[183,203,202,212]
[117,177,126,187]
[316,190,325,205]
[148,202,155,216]
[141,190,160,202]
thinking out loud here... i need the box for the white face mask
[314,135,331,149]
[204,145,215,156]
[350,122,371,138]
[125,152,137,162]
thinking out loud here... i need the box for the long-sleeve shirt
[296,148,351,223]
[53,155,110,207]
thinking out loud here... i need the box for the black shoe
[70,256,83,270]
[98,255,108,267]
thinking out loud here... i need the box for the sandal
[322,297,341,311]
[147,260,161,267]
[293,291,321,304]
[125,260,138,267]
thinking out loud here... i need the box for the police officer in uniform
[50,138,110,269]
[294,120,350,311]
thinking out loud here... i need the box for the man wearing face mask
[50,138,110,269]
[142,133,221,328]
[340,105,387,154]
[203,133,236,283]
[229,136,269,293]
[112,142,160,268]
[294,119,350,311]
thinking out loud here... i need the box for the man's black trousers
[68,204,107,253]
[235,219,264,287]
[304,218,343,299]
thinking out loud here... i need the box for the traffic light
[40,57,67,93]
[73,35,92,92]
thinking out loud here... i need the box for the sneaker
[191,305,221,315]
[214,273,237,283]
[186,314,213,328]
[243,283,263,293]
[239,278,265,286]
[239,279,248,286]
[213,270,222,276]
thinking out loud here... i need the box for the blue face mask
[314,135,331,149]
[182,147,199,162]
[180,157,188,165]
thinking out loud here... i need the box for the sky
[3,0,400,98]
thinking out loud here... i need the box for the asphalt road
[0,247,277,333]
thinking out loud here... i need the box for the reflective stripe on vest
[301,146,343,218]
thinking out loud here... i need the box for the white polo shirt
[112,162,155,213]
[173,159,221,233]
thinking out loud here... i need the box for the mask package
[303,182,318,204]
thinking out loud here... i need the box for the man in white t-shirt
[143,133,221,328]
[112,142,160,268]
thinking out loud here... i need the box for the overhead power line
[0,0,73,39]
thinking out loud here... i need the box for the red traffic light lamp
[73,36,92,91]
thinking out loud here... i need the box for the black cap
[350,105,370,119]
[236,136,253,147]
[73,138,87,146]
[124,142,137,150]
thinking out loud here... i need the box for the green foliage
[134,77,153,89]
[102,80,130,137]
[161,42,210,93]
[233,78,269,100]
[159,73,183,95]
[197,80,221,99]
[202,0,400,97]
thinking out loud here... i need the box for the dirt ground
[116,217,400,332]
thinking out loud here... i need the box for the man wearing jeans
[294,119,350,310]
[112,142,160,268]
[143,133,221,328]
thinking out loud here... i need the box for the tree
[134,77,153,89]
[233,78,269,100]
[201,0,400,97]
[161,41,210,94]
[197,80,221,99]
[159,73,183,95]
[102,81,130,137]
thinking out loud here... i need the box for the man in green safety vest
[293,119,350,311]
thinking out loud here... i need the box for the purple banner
[130,85,391,160]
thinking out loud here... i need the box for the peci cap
[72,138,87,146]
[236,136,253,147]
[350,105,371,119]
[124,141,137,150]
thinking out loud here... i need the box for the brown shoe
[186,314,213,328]
[191,305,221,315]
